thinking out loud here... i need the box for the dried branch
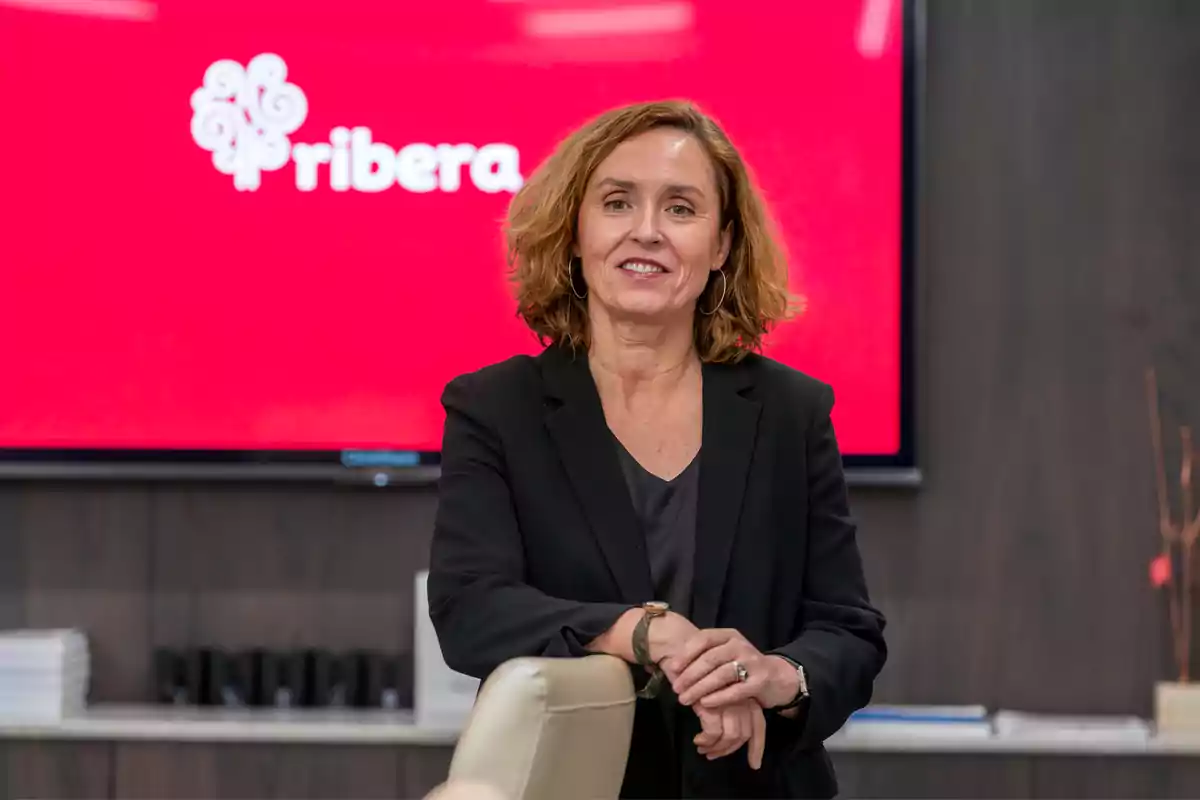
[1147,367,1186,681]
[1150,369,1175,543]
[1184,427,1196,544]
[1182,426,1194,681]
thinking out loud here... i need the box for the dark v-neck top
[612,438,700,616]
[613,439,701,797]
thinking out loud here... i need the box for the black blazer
[428,344,886,799]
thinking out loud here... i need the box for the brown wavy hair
[505,99,796,363]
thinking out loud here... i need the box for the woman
[428,100,886,799]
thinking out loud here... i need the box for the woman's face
[574,128,731,325]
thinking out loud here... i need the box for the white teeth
[620,261,664,274]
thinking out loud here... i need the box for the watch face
[644,601,669,614]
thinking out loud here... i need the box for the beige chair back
[444,655,636,800]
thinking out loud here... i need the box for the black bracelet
[771,654,810,712]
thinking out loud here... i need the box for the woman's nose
[630,208,663,244]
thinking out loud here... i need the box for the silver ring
[732,660,749,683]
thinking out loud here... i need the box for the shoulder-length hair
[505,99,796,363]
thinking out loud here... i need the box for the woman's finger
[677,655,749,706]
[672,640,739,697]
[693,705,723,751]
[695,675,762,709]
[707,706,745,760]
[676,628,739,669]
[748,704,767,770]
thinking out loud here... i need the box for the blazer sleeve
[427,372,633,680]
[769,383,887,749]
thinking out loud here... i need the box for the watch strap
[771,654,810,711]
[630,602,668,667]
[636,667,667,700]
[632,612,655,667]
[631,603,668,700]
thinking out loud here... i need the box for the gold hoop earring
[700,270,727,316]
[569,259,587,300]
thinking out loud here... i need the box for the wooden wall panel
[0,488,25,631]
[400,747,456,798]
[114,743,403,799]
[0,741,1197,800]
[831,753,1031,799]
[148,484,434,657]
[0,742,112,800]
[831,753,1200,800]
[11,485,151,701]
[849,0,1200,716]
[1028,756,1170,799]
[1162,758,1200,798]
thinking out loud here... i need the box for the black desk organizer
[153,648,410,709]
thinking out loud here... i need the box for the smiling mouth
[618,259,668,275]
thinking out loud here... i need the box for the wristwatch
[631,601,669,699]
[772,654,810,713]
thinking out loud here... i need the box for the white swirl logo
[189,54,523,194]
[190,53,308,191]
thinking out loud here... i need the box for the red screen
[0,0,904,457]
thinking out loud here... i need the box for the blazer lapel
[540,347,655,604]
[692,360,761,629]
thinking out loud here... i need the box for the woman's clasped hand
[647,612,802,771]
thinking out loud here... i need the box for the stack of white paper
[992,710,1150,743]
[0,629,89,719]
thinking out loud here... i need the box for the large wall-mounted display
[0,0,917,481]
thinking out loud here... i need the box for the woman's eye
[668,204,695,216]
[604,199,630,211]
